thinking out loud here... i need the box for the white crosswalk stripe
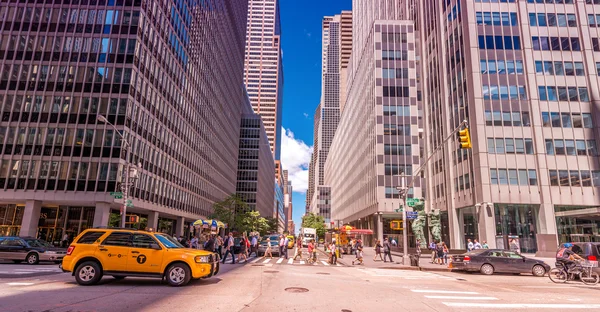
[276,258,284,264]
[263,258,272,264]
[250,257,261,264]
[300,261,305,264]
[321,261,329,266]
[288,258,294,264]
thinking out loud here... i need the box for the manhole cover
[264,270,279,273]
[285,287,309,293]
[251,264,264,267]
[456,278,466,281]
[316,272,330,275]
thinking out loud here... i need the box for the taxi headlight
[195,255,210,263]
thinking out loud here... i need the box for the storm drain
[264,270,279,273]
[316,272,330,275]
[285,287,309,293]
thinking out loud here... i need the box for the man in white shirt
[221,233,236,264]
[283,236,289,259]
[279,235,285,257]
[250,235,258,256]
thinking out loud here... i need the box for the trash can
[409,254,420,267]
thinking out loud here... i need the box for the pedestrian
[293,238,303,260]
[442,242,449,264]
[467,239,474,251]
[221,233,236,264]
[239,236,248,263]
[352,239,364,265]
[391,238,397,247]
[307,239,316,263]
[250,235,258,257]
[382,237,393,263]
[415,239,422,258]
[329,241,337,264]
[279,235,285,257]
[265,237,273,258]
[436,241,444,265]
[283,235,289,259]
[373,239,384,261]
[429,241,437,263]
[216,235,224,258]
[482,240,489,249]
[204,235,216,252]
[61,232,69,248]
[473,239,482,250]
[191,236,199,249]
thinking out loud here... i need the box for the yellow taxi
[286,236,295,249]
[61,228,219,287]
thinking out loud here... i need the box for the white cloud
[280,127,312,194]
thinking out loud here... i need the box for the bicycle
[548,260,599,285]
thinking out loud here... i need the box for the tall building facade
[417,0,600,255]
[243,0,284,160]
[0,0,250,240]
[236,99,275,217]
[282,169,293,231]
[326,0,424,247]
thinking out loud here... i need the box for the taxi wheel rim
[533,265,545,276]
[27,254,37,264]
[170,267,185,284]
[79,266,96,281]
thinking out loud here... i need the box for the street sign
[406,211,419,220]
[126,199,133,207]
[395,205,403,212]
[110,192,123,199]
[406,198,422,207]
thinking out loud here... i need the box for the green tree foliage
[237,211,270,236]
[265,216,279,234]
[209,194,248,231]
[301,213,326,239]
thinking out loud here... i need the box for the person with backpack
[429,241,438,264]
[382,237,393,263]
[221,233,236,264]
[204,234,216,252]
[436,241,444,265]
[352,239,364,265]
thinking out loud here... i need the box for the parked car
[287,236,295,249]
[61,228,219,286]
[451,249,550,277]
[0,236,67,264]
[257,235,281,256]
[559,242,600,274]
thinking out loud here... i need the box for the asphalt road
[1,255,600,312]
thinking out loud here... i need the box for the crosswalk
[360,268,455,280]
[0,267,63,275]
[221,255,342,266]
[410,289,600,309]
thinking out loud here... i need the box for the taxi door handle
[99,248,108,252]
[131,251,140,254]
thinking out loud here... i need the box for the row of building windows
[382,68,409,79]
[455,173,471,191]
[538,86,589,102]
[383,106,410,116]
[534,61,585,76]
[478,35,521,50]
[384,186,414,199]
[487,138,534,155]
[382,32,408,44]
[480,59,523,75]
[541,112,594,128]
[383,86,410,98]
[383,124,411,136]
[545,139,598,156]
[490,169,538,186]
[589,15,600,27]
[482,85,527,100]
[384,164,413,176]
[476,12,518,26]
[485,110,531,127]
[549,170,600,187]
[382,50,408,60]
[384,144,412,156]
[532,37,581,51]
[529,13,577,27]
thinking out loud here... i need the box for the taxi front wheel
[166,263,191,287]
[75,261,103,286]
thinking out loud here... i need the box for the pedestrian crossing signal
[390,220,403,230]
[458,127,472,149]
[125,215,139,224]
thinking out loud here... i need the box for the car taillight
[588,255,597,261]
[66,246,75,255]
[464,256,471,262]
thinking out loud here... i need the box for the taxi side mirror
[150,243,161,250]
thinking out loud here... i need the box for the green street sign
[406,198,422,207]
[110,192,123,199]
[126,199,133,207]
[395,206,403,213]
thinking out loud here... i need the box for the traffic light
[125,214,140,224]
[458,127,472,149]
[390,220,403,230]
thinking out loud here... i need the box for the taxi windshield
[155,234,185,248]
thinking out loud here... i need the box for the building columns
[477,204,497,249]
[376,213,384,243]
[93,202,112,228]
[19,200,42,237]
[147,211,159,231]
[175,216,185,238]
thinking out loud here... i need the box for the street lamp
[97,114,140,228]
[395,173,409,265]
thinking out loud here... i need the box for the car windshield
[25,239,52,247]
[155,234,184,248]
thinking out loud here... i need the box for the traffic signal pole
[397,120,470,263]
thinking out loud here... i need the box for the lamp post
[396,174,409,264]
[97,115,140,228]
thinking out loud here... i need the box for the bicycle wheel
[579,270,600,285]
[548,268,568,283]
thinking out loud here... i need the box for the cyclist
[556,243,584,273]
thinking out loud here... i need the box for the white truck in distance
[300,228,316,247]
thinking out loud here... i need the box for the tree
[237,211,270,235]
[301,213,326,239]
[265,216,279,234]
[209,194,248,232]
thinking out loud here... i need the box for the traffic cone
[447,256,453,269]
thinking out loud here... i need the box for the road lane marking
[412,290,479,294]
[443,303,600,309]
[425,296,498,300]
[300,261,305,265]
[321,261,329,266]
[263,259,271,264]
[336,263,341,266]
[276,258,284,264]
[250,258,261,263]
[288,259,293,264]
[7,282,35,286]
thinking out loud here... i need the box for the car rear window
[76,231,106,244]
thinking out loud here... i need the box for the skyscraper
[417,0,600,255]
[0,1,250,239]
[326,0,424,245]
[243,0,284,160]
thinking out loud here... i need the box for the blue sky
[278,0,351,233]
